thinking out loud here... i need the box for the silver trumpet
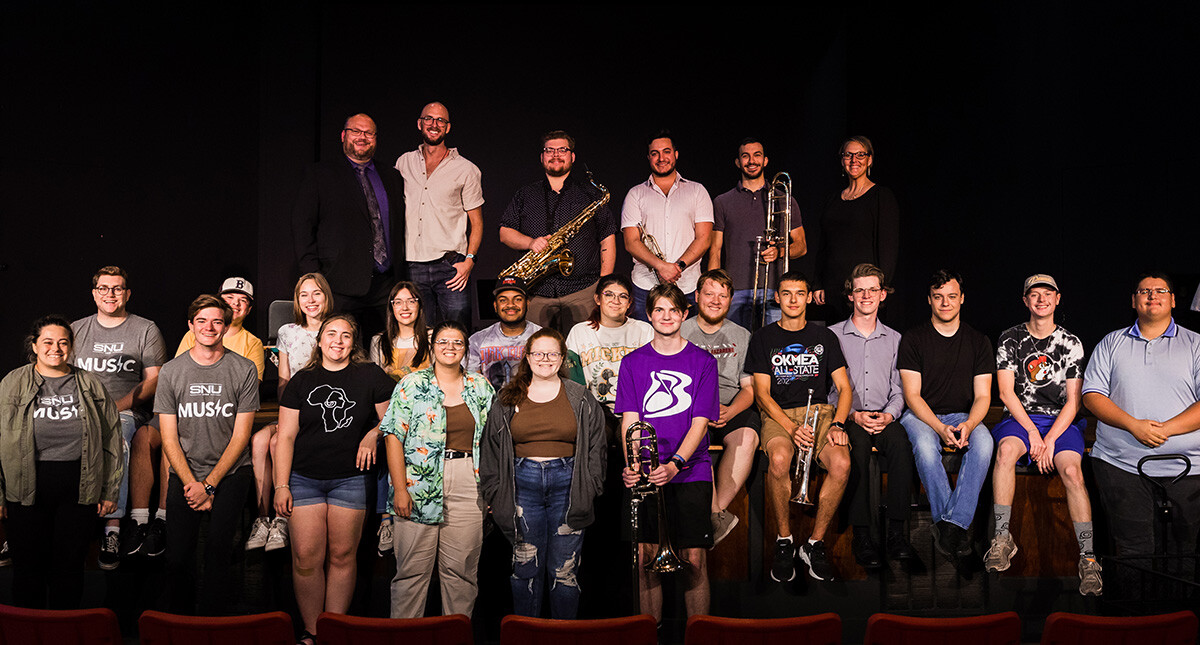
[625,420,686,588]
[791,389,820,506]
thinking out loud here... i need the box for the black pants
[6,460,95,609]
[1092,457,1200,558]
[165,466,252,615]
[845,419,914,527]
[336,270,396,346]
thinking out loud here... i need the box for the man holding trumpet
[747,271,853,583]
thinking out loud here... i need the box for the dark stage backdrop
[2,4,1198,372]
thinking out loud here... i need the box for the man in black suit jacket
[293,113,405,341]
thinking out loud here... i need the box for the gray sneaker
[245,516,270,550]
[710,510,739,548]
[265,517,289,552]
[984,533,1018,572]
[377,518,394,557]
[1078,555,1103,596]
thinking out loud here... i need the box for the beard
[344,140,376,163]
[422,131,445,147]
[698,309,726,326]
[543,162,572,178]
[651,163,676,179]
[740,166,763,181]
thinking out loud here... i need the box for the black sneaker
[799,540,837,581]
[143,518,167,558]
[851,532,882,569]
[122,522,149,556]
[886,530,916,560]
[932,520,963,558]
[98,531,120,570]
[770,538,796,582]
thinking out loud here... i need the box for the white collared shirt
[620,173,713,292]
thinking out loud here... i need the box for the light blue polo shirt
[1083,319,1200,476]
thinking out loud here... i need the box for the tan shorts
[761,403,836,457]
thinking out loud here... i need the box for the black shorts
[710,406,761,443]
[622,480,714,549]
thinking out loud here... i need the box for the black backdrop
[3,4,1198,371]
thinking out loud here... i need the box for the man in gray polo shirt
[1083,271,1200,575]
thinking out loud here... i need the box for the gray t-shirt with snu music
[33,373,84,461]
[72,314,166,422]
[154,350,259,480]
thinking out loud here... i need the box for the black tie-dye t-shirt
[995,324,1084,417]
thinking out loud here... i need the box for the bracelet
[275,484,290,490]
[670,454,687,469]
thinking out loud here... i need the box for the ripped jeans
[511,457,584,618]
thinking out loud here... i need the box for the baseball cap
[220,277,255,300]
[493,275,528,298]
[1022,274,1058,294]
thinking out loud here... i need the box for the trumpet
[637,223,666,284]
[625,420,686,594]
[750,172,793,329]
[790,388,819,506]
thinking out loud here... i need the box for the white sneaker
[265,517,289,552]
[245,517,270,550]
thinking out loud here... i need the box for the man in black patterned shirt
[499,130,618,334]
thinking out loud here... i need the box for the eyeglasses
[543,147,572,156]
[391,298,419,307]
[852,287,882,297]
[1135,288,1171,296]
[601,291,630,301]
[434,338,465,348]
[344,127,376,139]
[418,116,449,126]
[528,351,562,361]
[840,151,870,160]
[94,286,127,295]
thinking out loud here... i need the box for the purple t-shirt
[614,342,719,483]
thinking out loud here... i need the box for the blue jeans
[511,457,584,618]
[728,288,781,329]
[408,254,471,328]
[630,285,696,323]
[106,411,141,519]
[899,410,993,530]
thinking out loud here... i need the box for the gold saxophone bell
[501,172,606,287]
[625,421,686,583]
[791,389,819,506]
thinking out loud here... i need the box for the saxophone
[502,171,610,286]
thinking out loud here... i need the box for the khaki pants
[528,281,598,335]
[761,403,837,458]
[389,457,485,618]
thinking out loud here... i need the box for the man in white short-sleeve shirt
[395,101,484,328]
[621,129,713,322]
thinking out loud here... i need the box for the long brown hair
[498,328,569,407]
[291,272,334,326]
[378,281,430,371]
[301,314,369,372]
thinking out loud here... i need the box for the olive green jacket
[0,364,123,506]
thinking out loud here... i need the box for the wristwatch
[831,421,845,430]
[204,482,217,497]
[465,253,476,260]
[675,260,687,271]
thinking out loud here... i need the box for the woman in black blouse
[811,136,899,323]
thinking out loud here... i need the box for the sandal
[298,630,316,645]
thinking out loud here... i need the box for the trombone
[790,388,819,506]
[625,420,686,608]
[750,172,793,329]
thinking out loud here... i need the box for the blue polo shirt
[1083,318,1200,476]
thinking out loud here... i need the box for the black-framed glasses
[344,127,376,139]
[529,351,562,361]
[543,147,572,156]
[419,116,449,126]
[841,151,869,160]
[94,286,127,295]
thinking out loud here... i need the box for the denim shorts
[290,472,367,510]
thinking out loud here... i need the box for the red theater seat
[864,611,1021,645]
[0,604,122,644]
[315,612,473,645]
[499,614,657,645]
[1041,611,1198,645]
[138,610,293,645]
[684,614,842,645]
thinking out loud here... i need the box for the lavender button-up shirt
[829,318,905,419]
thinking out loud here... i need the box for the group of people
[0,101,1197,645]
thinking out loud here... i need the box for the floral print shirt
[380,367,494,524]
